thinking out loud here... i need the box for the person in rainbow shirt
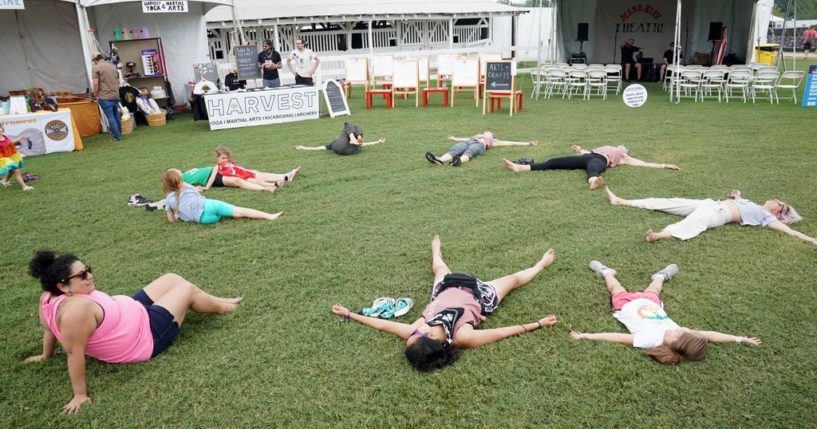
[0,123,32,191]
[570,261,761,365]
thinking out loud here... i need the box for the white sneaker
[22,185,34,191]
[589,260,616,277]
[652,264,679,281]
[0,178,9,187]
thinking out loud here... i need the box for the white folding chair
[677,70,703,102]
[604,65,622,95]
[565,70,587,99]
[775,70,804,104]
[725,69,752,103]
[751,70,779,104]
[700,70,726,102]
[663,64,684,91]
[585,70,607,100]
[545,69,567,99]
[530,65,548,99]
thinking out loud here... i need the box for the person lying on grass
[502,144,679,189]
[331,235,558,372]
[25,250,241,413]
[605,187,814,244]
[570,261,761,365]
[162,169,282,224]
[425,131,537,166]
[213,145,300,192]
[295,122,385,155]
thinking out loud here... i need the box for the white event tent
[0,0,231,105]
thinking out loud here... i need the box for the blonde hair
[215,145,232,159]
[647,332,708,365]
[778,202,802,225]
[161,169,184,218]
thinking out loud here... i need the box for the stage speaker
[576,23,589,42]
[708,22,723,41]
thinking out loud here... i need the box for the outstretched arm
[570,144,591,155]
[332,304,415,340]
[492,139,538,147]
[570,331,634,345]
[620,155,680,170]
[294,144,329,151]
[360,138,386,147]
[767,221,817,245]
[694,330,762,345]
[454,315,557,349]
[447,135,467,142]
[8,135,29,144]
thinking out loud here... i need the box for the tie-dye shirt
[613,298,680,348]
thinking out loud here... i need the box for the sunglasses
[61,266,92,283]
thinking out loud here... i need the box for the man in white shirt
[287,39,320,86]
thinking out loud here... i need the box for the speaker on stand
[573,23,589,64]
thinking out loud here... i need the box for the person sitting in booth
[224,68,246,91]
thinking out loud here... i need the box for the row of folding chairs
[669,68,804,103]
[532,64,622,100]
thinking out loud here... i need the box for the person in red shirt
[214,145,300,191]
[803,26,817,59]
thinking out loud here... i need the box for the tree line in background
[774,0,817,20]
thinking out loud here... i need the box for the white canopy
[1,0,231,105]
[550,0,773,65]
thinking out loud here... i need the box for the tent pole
[368,20,374,57]
[792,0,796,71]
[549,1,557,63]
[449,18,454,50]
[75,3,93,94]
[672,0,682,102]
[536,0,543,70]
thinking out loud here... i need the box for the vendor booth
[1,0,233,128]
[549,0,774,65]
[0,109,83,156]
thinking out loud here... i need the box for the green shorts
[200,199,235,224]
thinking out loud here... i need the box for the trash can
[755,44,779,65]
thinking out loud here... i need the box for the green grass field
[2,61,816,428]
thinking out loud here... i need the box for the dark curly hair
[28,250,79,295]
[404,336,460,372]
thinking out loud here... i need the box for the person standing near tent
[91,52,122,142]
[620,39,644,81]
[257,39,282,88]
[804,26,817,59]
[287,39,320,86]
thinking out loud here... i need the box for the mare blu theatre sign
[1,0,25,10]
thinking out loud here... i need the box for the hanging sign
[142,1,188,13]
[0,0,25,9]
[802,65,817,108]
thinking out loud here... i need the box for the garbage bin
[755,44,779,65]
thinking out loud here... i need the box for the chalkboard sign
[485,62,513,92]
[194,63,218,83]
[322,79,350,118]
[235,45,260,80]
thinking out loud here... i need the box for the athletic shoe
[589,260,616,277]
[425,152,443,165]
[451,156,462,167]
[514,157,534,166]
[22,185,34,191]
[392,298,414,318]
[652,264,679,282]
[128,193,154,207]
[0,178,9,187]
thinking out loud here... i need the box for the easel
[482,61,517,117]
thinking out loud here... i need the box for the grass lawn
[2,60,816,428]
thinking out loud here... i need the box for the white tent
[549,0,774,65]
[1,0,231,105]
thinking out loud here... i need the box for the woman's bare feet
[537,249,556,270]
[502,158,529,172]
[432,234,442,253]
[588,176,604,190]
[286,166,301,182]
[267,211,284,220]
[217,297,242,314]
[605,186,623,205]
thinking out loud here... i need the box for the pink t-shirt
[591,146,626,167]
[422,287,485,342]
[40,291,153,363]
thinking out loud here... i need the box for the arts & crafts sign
[204,87,320,130]
[142,1,187,13]
[0,0,25,10]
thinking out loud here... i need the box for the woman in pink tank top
[332,235,558,372]
[25,250,242,414]
[502,144,680,189]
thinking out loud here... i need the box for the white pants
[629,198,732,240]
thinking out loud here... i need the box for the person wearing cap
[257,39,282,88]
[91,52,122,141]
[502,144,679,190]
[425,132,537,167]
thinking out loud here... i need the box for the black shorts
[132,290,180,358]
[805,42,813,51]
[212,173,225,187]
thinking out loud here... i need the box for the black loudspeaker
[577,23,589,42]
[708,22,723,41]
